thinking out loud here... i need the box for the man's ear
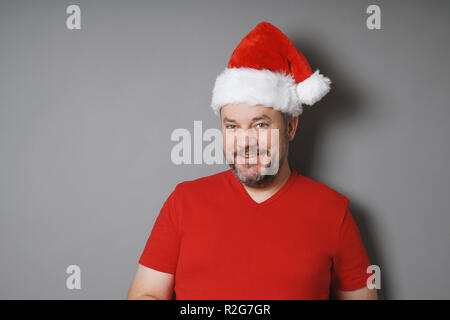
[287,116,299,141]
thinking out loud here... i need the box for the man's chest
[174,204,334,299]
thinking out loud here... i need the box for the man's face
[220,103,291,188]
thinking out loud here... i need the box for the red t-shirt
[139,168,372,299]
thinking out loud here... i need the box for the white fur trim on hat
[211,67,301,116]
[211,67,331,117]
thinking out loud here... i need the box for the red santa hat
[211,21,331,117]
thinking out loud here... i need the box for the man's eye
[226,124,236,129]
[256,123,268,128]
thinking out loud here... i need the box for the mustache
[234,146,270,157]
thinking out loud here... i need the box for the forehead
[220,103,280,122]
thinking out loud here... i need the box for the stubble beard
[228,131,289,188]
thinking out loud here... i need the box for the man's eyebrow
[222,115,272,123]
[251,115,272,122]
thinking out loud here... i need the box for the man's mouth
[235,149,269,164]
[243,151,258,158]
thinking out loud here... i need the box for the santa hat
[211,21,331,117]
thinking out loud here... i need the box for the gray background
[1,0,449,299]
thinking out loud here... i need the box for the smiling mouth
[235,149,270,161]
[243,151,258,158]
[236,150,259,157]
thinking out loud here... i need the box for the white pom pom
[296,70,331,106]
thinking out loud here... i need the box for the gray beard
[228,138,289,188]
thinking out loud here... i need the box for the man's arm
[127,264,175,300]
[335,286,378,300]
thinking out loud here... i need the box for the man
[128,22,377,300]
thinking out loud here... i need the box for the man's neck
[243,161,292,204]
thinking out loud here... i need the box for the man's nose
[235,128,258,149]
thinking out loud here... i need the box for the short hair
[281,112,292,131]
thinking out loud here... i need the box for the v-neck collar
[226,167,299,207]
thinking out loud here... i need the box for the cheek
[258,129,273,149]
[223,132,235,153]
[261,128,283,152]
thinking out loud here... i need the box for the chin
[231,162,280,188]
[236,166,260,180]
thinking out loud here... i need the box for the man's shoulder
[173,169,231,196]
[296,173,350,209]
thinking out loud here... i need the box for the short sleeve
[331,200,372,291]
[138,189,181,274]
